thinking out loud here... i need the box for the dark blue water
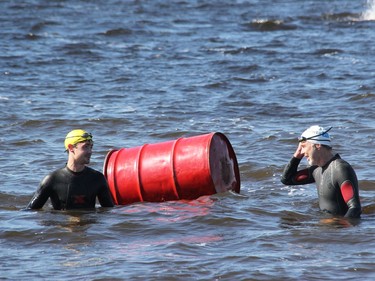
[1,0,375,280]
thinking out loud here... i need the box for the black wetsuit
[27,166,114,210]
[281,154,361,218]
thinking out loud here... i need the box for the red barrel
[103,132,240,205]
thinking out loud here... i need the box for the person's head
[298,125,332,166]
[64,129,94,165]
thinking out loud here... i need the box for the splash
[362,0,375,20]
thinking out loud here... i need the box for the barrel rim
[210,132,241,193]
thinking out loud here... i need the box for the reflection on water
[40,211,98,232]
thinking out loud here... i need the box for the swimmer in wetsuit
[281,125,361,218]
[27,129,114,210]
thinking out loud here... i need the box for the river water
[1,0,375,280]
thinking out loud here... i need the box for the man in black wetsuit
[281,125,361,218]
[27,129,114,210]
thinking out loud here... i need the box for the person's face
[72,141,93,165]
[300,141,319,166]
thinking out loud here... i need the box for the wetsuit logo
[73,195,86,204]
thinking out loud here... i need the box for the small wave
[361,0,375,21]
[222,46,257,55]
[11,139,44,147]
[30,21,58,32]
[323,1,375,22]
[25,33,41,40]
[228,64,259,72]
[56,42,101,57]
[348,93,375,101]
[0,96,10,101]
[102,28,133,36]
[362,203,375,215]
[313,48,344,56]
[244,19,298,32]
[204,81,229,89]
[21,119,67,128]
[0,192,31,211]
[232,76,269,83]
[358,180,375,191]
[322,12,359,21]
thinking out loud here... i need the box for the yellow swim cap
[64,129,93,150]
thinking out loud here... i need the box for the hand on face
[293,142,305,159]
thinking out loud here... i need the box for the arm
[340,179,361,218]
[97,176,114,207]
[332,159,362,218]
[281,143,316,185]
[26,176,51,209]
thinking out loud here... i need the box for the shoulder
[331,156,357,180]
[40,167,66,184]
[83,166,107,180]
[84,166,103,175]
[332,155,354,171]
[311,165,321,177]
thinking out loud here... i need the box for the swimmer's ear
[67,144,75,152]
[315,144,322,150]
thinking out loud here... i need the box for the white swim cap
[299,125,332,146]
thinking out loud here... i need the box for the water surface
[1,0,375,280]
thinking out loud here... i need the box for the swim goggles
[65,132,93,144]
[298,127,332,143]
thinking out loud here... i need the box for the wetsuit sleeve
[337,169,361,218]
[26,175,52,209]
[344,197,361,218]
[97,176,114,207]
[281,157,316,185]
